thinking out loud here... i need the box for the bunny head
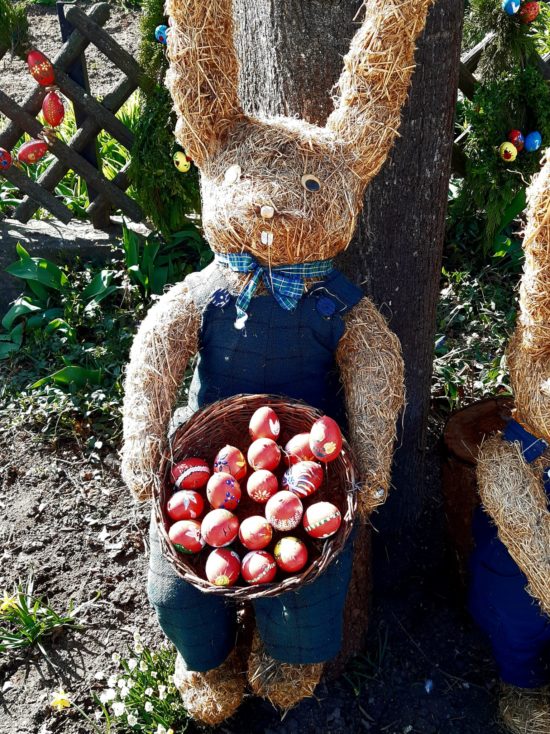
[165,0,430,266]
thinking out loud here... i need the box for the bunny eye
[225,164,241,184]
[301,174,321,192]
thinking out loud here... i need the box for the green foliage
[0,0,28,54]
[138,0,168,83]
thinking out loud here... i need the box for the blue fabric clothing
[469,419,550,688]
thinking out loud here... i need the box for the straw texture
[499,684,550,734]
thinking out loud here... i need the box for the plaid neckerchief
[214,252,334,321]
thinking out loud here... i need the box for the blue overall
[147,262,362,671]
[469,419,550,688]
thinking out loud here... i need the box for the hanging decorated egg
[247,438,281,471]
[274,537,309,573]
[166,490,204,521]
[17,140,49,165]
[303,501,342,539]
[309,416,343,462]
[0,148,12,171]
[174,151,191,173]
[206,472,241,510]
[507,129,525,152]
[155,24,169,44]
[265,491,303,531]
[501,0,520,13]
[282,460,323,498]
[249,406,280,441]
[169,519,205,554]
[246,469,279,503]
[42,90,65,127]
[205,548,241,587]
[238,515,273,550]
[525,131,542,153]
[27,50,55,86]
[171,457,210,490]
[213,445,247,480]
[499,142,517,162]
[284,433,315,466]
[201,509,239,547]
[519,1,539,23]
[241,550,277,585]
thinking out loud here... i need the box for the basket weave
[155,394,357,600]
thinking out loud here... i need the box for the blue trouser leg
[147,516,237,672]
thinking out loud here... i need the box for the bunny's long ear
[165,0,244,166]
[326,0,434,186]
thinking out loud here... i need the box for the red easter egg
[201,509,239,547]
[27,50,55,86]
[247,438,281,471]
[519,1,539,23]
[309,416,343,463]
[205,548,241,587]
[303,501,342,539]
[42,90,65,127]
[282,460,324,498]
[274,536,309,573]
[241,550,277,585]
[284,433,315,466]
[0,148,12,171]
[238,515,273,550]
[246,469,279,503]
[249,406,281,441]
[171,458,210,490]
[17,140,49,165]
[168,519,205,554]
[213,445,247,480]
[206,472,241,510]
[508,129,525,152]
[166,490,204,521]
[265,491,303,531]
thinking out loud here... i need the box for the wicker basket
[155,394,358,600]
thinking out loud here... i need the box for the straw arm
[477,434,550,616]
[165,0,244,165]
[326,0,435,185]
[336,297,405,519]
[121,281,201,501]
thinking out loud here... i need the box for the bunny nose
[260,205,275,220]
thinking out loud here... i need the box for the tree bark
[234,0,464,521]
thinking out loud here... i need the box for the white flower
[94,710,103,721]
[94,670,105,680]
[139,660,148,672]
[156,726,167,734]
[144,701,153,713]
[111,652,121,664]
[127,679,135,689]
[145,687,153,697]
[133,629,142,643]
[127,658,138,671]
[134,641,144,654]
[120,686,130,699]
[127,712,138,726]
[118,679,126,689]
[158,684,167,700]
[151,671,158,679]
[107,675,117,688]
[99,689,116,704]
[112,701,125,717]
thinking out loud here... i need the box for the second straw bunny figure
[122,0,433,725]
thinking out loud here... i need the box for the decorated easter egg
[519,1,539,22]
[303,501,342,539]
[309,416,343,462]
[265,491,303,531]
[201,509,239,547]
[205,548,241,587]
[213,445,247,480]
[507,129,524,152]
[499,142,517,162]
[155,24,169,43]
[238,515,273,550]
[274,536,308,573]
[42,90,64,127]
[247,438,281,471]
[27,50,55,86]
[174,151,191,173]
[18,140,49,165]
[284,432,315,466]
[168,519,205,554]
[246,469,279,503]
[206,472,241,510]
[171,458,210,490]
[249,406,280,441]
[166,490,204,521]
[525,131,542,153]
[501,0,520,13]
[241,550,277,585]
[282,460,323,498]
[0,148,12,170]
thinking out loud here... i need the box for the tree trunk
[234,0,463,524]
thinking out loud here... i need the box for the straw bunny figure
[122,0,433,724]
[471,152,550,734]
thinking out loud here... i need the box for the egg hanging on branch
[507,129,524,152]
[524,131,542,153]
[155,24,169,44]
[0,148,12,171]
[42,90,65,128]
[18,140,49,164]
[174,151,191,173]
[501,0,520,13]
[518,1,540,23]
[499,142,518,162]
[27,50,55,86]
